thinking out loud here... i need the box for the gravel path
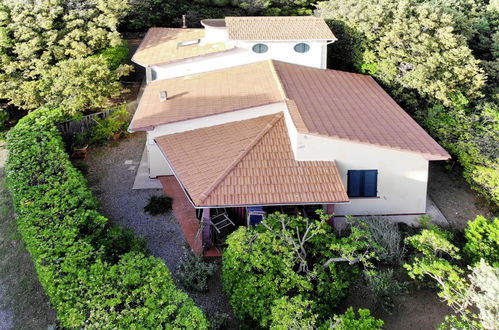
[81,133,238,328]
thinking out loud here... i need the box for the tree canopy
[0,0,130,113]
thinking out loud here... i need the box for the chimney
[182,15,187,29]
[159,91,167,102]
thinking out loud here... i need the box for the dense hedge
[464,215,499,267]
[222,212,377,327]
[5,108,208,328]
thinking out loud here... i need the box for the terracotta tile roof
[155,114,349,207]
[272,61,450,160]
[131,60,449,159]
[132,28,233,67]
[225,16,336,41]
[129,61,284,131]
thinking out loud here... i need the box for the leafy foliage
[176,250,216,292]
[5,108,208,328]
[122,0,316,31]
[35,57,130,114]
[464,215,499,266]
[0,0,130,113]
[123,0,246,31]
[143,195,173,216]
[317,0,485,106]
[366,269,406,312]
[270,295,317,330]
[353,217,406,265]
[321,307,384,330]
[404,222,499,329]
[97,40,130,71]
[89,105,130,144]
[222,211,378,327]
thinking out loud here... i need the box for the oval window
[252,43,268,54]
[294,43,310,53]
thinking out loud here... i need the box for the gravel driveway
[81,133,237,328]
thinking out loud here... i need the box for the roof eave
[193,199,351,208]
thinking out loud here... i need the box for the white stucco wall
[201,25,229,44]
[149,40,329,82]
[148,143,174,177]
[146,102,286,178]
[295,133,429,215]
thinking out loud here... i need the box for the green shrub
[464,215,499,266]
[270,296,317,330]
[222,212,377,326]
[89,105,130,144]
[0,109,8,130]
[366,269,406,312]
[144,195,173,215]
[404,225,499,329]
[208,312,230,330]
[5,107,208,328]
[98,41,129,71]
[354,217,406,265]
[321,307,384,330]
[176,250,216,292]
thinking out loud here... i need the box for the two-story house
[129,17,450,254]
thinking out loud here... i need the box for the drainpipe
[322,39,337,69]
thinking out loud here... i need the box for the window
[150,68,157,81]
[347,170,378,197]
[294,43,310,53]
[252,43,268,54]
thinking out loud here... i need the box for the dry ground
[428,162,496,230]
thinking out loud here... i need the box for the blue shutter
[347,171,362,197]
[363,170,378,197]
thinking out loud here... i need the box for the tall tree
[316,0,485,107]
[0,0,129,113]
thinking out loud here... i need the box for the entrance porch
[159,175,335,257]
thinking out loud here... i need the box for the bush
[464,215,499,266]
[222,212,377,326]
[98,41,129,71]
[366,269,406,312]
[354,217,406,265]
[5,108,208,328]
[0,109,8,130]
[270,296,317,330]
[321,307,384,330]
[144,195,173,215]
[90,105,130,144]
[404,225,499,329]
[176,250,216,292]
[208,312,230,330]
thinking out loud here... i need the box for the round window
[294,43,310,53]
[252,43,269,54]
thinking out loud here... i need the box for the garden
[0,0,497,329]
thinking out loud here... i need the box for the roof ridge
[196,113,284,204]
[268,60,288,100]
[285,99,309,134]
